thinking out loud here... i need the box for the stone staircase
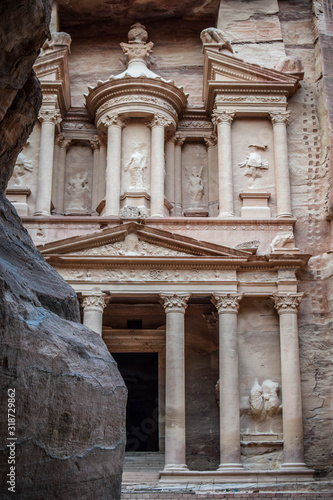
[121,455,333,499]
[121,452,164,486]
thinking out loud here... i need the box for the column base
[277,212,293,218]
[34,210,51,216]
[281,462,308,470]
[163,463,188,472]
[218,212,234,218]
[218,463,243,471]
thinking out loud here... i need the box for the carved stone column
[53,134,71,214]
[81,292,107,335]
[271,293,306,467]
[165,134,176,210]
[270,111,292,218]
[212,111,235,217]
[174,134,185,216]
[149,114,171,217]
[90,135,101,213]
[211,293,243,469]
[159,293,191,471]
[34,108,61,216]
[98,135,107,205]
[102,114,127,217]
[204,134,218,216]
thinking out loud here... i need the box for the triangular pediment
[203,48,301,109]
[38,222,251,259]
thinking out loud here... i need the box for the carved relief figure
[185,166,204,203]
[249,379,282,421]
[9,153,33,186]
[125,149,147,190]
[270,232,295,252]
[238,144,268,186]
[67,173,89,210]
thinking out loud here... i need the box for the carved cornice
[81,293,107,312]
[269,111,290,125]
[211,293,243,313]
[38,108,62,124]
[211,110,235,125]
[271,293,304,314]
[159,293,191,313]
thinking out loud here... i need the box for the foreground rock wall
[0,1,127,498]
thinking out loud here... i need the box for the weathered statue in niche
[125,148,147,191]
[9,152,33,186]
[185,166,204,204]
[238,144,268,186]
[200,27,233,53]
[249,378,282,421]
[67,173,89,210]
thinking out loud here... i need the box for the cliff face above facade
[0,2,127,498]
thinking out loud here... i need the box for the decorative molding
[211,110,235,125]
[269,111,291,125]
[215,95,285,104]
[211,293,243,313]
[271,293,304,314]
[97,95,176,117]
[159,293,191,313]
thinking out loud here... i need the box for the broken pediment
[202,47,301,111]
[38,222,251,259]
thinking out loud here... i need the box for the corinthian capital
[101,114,127,128]
[204,133,217,148]
[211,293,243,314]
[269,111,290,125]
[81,293,107,312]
[90,135,101,150]
[57,133,72,149]
[271,293,304,314]
[175,133,186,147]
[159,293,191,313]
[38,108,62,124]
[148,113,172,128]
[211,110,235,125]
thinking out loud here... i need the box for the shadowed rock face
[0,2,127,498]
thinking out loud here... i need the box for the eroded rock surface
[0,1,127,498]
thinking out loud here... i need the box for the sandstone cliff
[0,1,127,498]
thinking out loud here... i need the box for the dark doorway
[112,352,159,452]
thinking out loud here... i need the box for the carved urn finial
[128,22,148,44]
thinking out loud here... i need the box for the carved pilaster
[269,111,291,125]
[271,293,304,315]
[159,293,191,313]
[90,135,101,151]
[211,293,243,314]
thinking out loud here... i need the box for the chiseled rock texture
[0,1,127,498]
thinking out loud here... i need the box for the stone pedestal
[159,293,190,471]
[6,187,31,216]
[239,191,271,218]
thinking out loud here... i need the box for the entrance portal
[112,352,159,452]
